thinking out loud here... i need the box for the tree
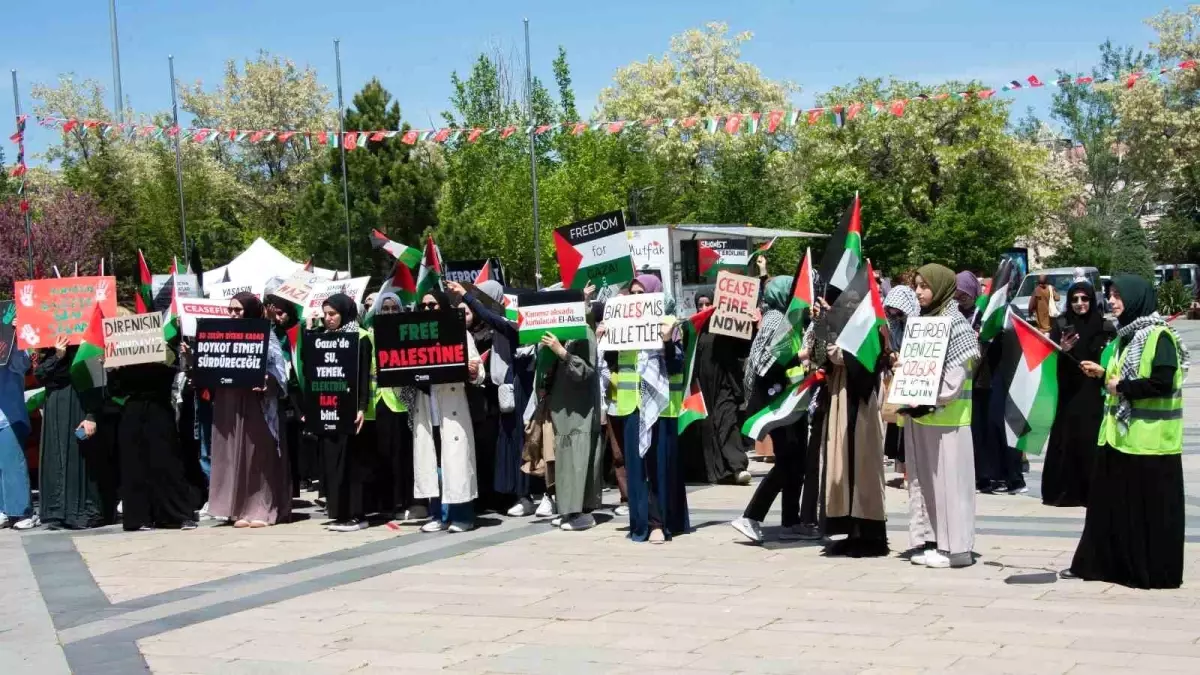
[0,188,112,296]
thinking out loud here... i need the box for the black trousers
[321,435,364,521]
[743,419,806,526]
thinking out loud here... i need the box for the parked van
[1155,264,1199,298]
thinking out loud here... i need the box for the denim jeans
[195,397,213,484]
[0,422,31,518]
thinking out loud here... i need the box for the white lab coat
[412,333,485,505]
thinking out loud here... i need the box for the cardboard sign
[887,317,952,407]
[0,301,16,367]
[516,290,589,346]
[552,210,634,290]
[151,274,200,311]
[13,277,118,349]
[303,277,370,318]
[709,271,760,340]
[102,313,166,367]
[178,298,232,337]
[192,318,271,388]
[205,280,260,300]
[698,239,750,279]
[302,331,360,434]
[271,269,319,307]
[373,310,469,387]
[444,258,506,286]
[598,292,665,352]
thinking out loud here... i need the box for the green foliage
[1158,279,1192,315]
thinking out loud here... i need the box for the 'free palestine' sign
[373,310,469,387]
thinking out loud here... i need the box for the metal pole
[334,39,353,276]
[524,18,542,289]
[168,56,189,261]
[11,70,34,278]
[109,0,125,122]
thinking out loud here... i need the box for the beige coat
[412,333,485,505]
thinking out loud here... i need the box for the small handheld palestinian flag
[373,259,418,312]
[833,261,886,372]
[70,303,108,392]
[136,250,153,314]
[978,259,1015,343]
[287,322,304,391]
[162,274,181,344]
[785,247,815,330]
[25,387,46,414]
[1000,310,1059,456]
[744,237,776,274]
[502,294,520,323]
[416,235,444,300]
[816,193,863,303]
[678,306,716,433]
[742,370,824,441]
[370,228,423,268]
[474,260,494,285]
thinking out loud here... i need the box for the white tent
[201,238,345,289]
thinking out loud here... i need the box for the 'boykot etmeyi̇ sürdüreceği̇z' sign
[192,318,271,388]
[553,210,634,290]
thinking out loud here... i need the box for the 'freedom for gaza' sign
[598,292,665,352]
[709,271,760,340]
[553,210,635,290]
[887,316,952,407]
[373,310,469,387]
[192,318,271,388]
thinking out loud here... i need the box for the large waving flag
[136,250,153,314]
[817,193,863,303]
[378,259,418,308]
[742,370,824,441]
[785,247,815,329]
[678,306,716,433]
[70,304,107,392]
[415,235,444,300]
[1000,310,1059,456]
[370,228,422,268]
[978,259,1016,343]
[833,261,886,372]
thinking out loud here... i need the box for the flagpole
[10,70,34,278]
[109,0,125,122]
[334,39,353,277]
[168,56,189,261]
[524,18,543,289]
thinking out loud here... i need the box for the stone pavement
[3,324,1200,675]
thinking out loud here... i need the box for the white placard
[598,292,665,352]
[627,228,672,297]
[178,298,232,337]
[272,269,320,306]
[102,313,166,367]
[151,274,200,311]
[206,280,261,299]
[886,316,952,407]
[303,277,371,318]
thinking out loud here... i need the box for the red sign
[13,277,119,349]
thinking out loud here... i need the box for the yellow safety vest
[614,351,640,416]
[1098,327,1183,456]
[913,359,975,427]
[359,328,405,420]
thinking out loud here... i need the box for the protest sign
[303,277,370,318]
[178,298,231,336]
[102,313,166,367]
[516,290,589,346]
[698,239,750,280]
[553,210,634,290]
[0,301,15,367]
[887,316,952,407]
[13,277,118,349]
[444,258,506,286]
[205,280,260,300]
[302,332,360,434]
[709,271,760,340]
[271,269,319,307]
[151,274,200,311]
[598,292,665,352]
[192,318,271,388]
[373,310,469,386]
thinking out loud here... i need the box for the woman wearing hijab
[312,294,372,532]
[1061,275,1187,589]
[367,292,422,522]
[459,293,502,513]
[407,289,486,533]
[731,276,819,543]
[904,264,981,568]
[208,292,291,528]
[682,285,751,485]
[605,274,689,543]
[264,294,310,499]
[1043,281,1112,507]
[882,286,920,473]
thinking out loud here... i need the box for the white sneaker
[506,498,535,517]
[731,517,764,543]
[447,521,474,533]
[420,519,448,533]
[613,504,629,517]
[328,519,368,532]
[198,502,213,520]
[735,470,753,486]
[550,515,565,527]
[0,513,9,529]
[13,515,40,531]
[922,550,951,568]
[535,495,556,518]
[561,513,596,531]
[398,505,429,522]
[910,551,930,566]
[116,501,123,516]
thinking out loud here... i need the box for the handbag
[497,383,516,413]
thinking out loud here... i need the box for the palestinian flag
[785,247,815,329]
[817,193,863,303]
[162,275,180,344]
[374,259,418,312]
[1001,310,1058,456]
[833,262,886,372]
[136,250,153,314]
[473,260,494,285]
[416,235,444,300]
[370,228,422,268]
[516,290,588,346]
[502,294,520,322]
[978,260,1015,343]
[744,237,777,274]
[742,370,824,441]
[286,322,304,391]
[302,257,314,273]
[678,306,716,433]
[25,387,46,413]
[70,303,107,392]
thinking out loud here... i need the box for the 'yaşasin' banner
[517,290,589,346]
[102,313,167,368]
[598,292,665,352]
[444,258,506,286]
[0,301,15,367]
[192,318,271,388]
[709,271,760,340]
[151,274,200,311]
[13,277,118,349]
[205,280,261,300]
[553,210,634,290]
[302,331,360,434]
[303,277,370,318]
[373,310,469,387]
[178,298,231,336]
[886,317,951,407]
[698,239,750,280]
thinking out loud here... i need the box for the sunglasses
[419,302,439,310]
[1070,296,1090,304]
[228,307,244,316]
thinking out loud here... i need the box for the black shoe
[823,539,853,557]
[181,520,198,530]
[1058,568,1080,580]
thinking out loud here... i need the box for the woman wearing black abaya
[1062,275,1187,589]
[1044,281,1111,507]
[683,287,752,485]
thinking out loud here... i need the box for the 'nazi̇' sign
[192,318,271,388]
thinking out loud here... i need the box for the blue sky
[2,1,1187,162]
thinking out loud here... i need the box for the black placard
[373,310,469,387]
[0,301,14,368]
[444,258,506,286]
[192,318,271,388]
[302,332,359,434]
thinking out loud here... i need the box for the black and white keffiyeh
[937,300,980,371]
[1114,314,1190,433]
